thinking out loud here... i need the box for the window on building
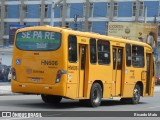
[126,44,131,66]
[107,3,111,16]
[139,2,144,17]
[23,5,28,18]
[113,2,118,17]
[5,5,8,18]
[45,5,48,18]
[90,38,97,64]
[132,2,136,16]
[89,3,94,17]
[60,4,63,18]
[68,35,77,62]
[98,40,110,64]
[132,45,144,67]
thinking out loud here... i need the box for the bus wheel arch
[92,80,104,96]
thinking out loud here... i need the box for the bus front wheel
[88,83,102,107]
[41,94,62,104]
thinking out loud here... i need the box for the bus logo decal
[26,68,32,74]
[16,59,21,65]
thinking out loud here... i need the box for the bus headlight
[55,70,66,83]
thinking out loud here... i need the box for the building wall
[0,54,12,66]
[0,0,160,45]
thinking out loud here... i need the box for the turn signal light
[55,70,66,83]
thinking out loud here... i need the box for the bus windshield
[16,30,61,51]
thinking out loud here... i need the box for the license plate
[32,78,40,82]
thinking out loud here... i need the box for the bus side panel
[123,84,135,97]
[87,83,92,99]
[123,67,145,97]
[150,77,155,96]
[88,65,112,98]
[142,81,147,96]
[66,59,79,99]
[66,83,78,99]
[103,83,112,98]
[149,55,155,97]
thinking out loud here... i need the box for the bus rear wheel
[120,85,141,104]
[88,83,102,107]
[131,84,141,104]
[41,94,62,104]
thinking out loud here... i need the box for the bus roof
[16,25,152,50]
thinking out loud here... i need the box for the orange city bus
[11,26,155,107]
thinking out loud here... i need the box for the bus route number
[41,60,58,66]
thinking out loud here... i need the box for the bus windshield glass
[16,31,61,51]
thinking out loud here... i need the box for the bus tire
[120,85,141,104]
[88,83,102,107]
[130,84,141,104]
[41,94,62,104]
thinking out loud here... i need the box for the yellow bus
[11,26,155,107]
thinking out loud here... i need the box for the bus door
[146,53,152,95]
[112,47,123,96]
[78,44,87,98]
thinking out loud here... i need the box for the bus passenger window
[113,48,116,69]
[97,40,110,64]
[90,38,97,64]
[126,44,131,66]
[153,61,155,77]
[132,45,144,67]
[117,49,123,69]
[68,35,77,62]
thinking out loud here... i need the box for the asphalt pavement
[0,82,160,95]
